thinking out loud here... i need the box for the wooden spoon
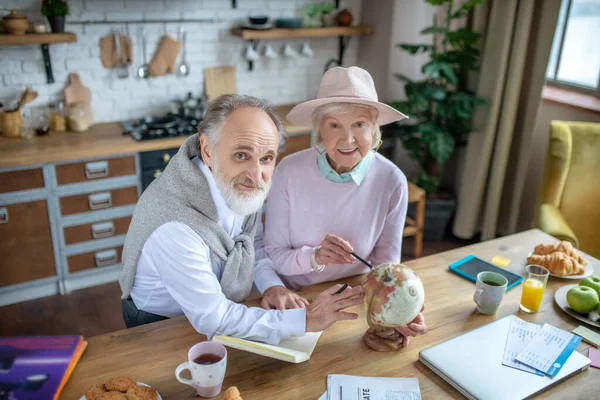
[15,87,38,111]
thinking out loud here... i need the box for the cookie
[85,384,107,400]
[99,391,127,400]
[104,376,136,392]
[125,385,158,400]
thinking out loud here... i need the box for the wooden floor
[0,236,472,338]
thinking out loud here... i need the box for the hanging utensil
[114,29,128,79]
[177,26,189,77]
[137,28,149,79]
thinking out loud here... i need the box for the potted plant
[388,0,486,241]
[41,0,69,33]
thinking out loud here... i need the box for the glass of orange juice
[520,264,550,313]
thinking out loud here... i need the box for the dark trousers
[122,297,169,328]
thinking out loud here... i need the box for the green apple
[579,276,600,298]
[567,286,599,314]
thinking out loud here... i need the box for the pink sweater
[264,148,408,288]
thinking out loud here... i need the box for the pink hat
[286,66,408,127]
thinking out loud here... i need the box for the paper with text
[327,375,421,400]
[515,323,582,377]
[502,317,545,376]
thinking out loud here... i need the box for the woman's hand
[315,234,355,265]
[393,306,426,347]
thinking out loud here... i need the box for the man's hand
[306,284,363,332]
[260,285,310,310]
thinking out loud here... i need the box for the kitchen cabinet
[0,154,140,306]
[0,200,56,287]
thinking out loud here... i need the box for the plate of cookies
[82,376,161,400]
[527,241,594,280]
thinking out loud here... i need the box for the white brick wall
[1,0,362,123]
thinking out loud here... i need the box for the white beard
[211,161,271,216]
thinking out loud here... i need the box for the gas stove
[121,113,201,141]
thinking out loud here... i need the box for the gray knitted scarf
[119,133,258,303]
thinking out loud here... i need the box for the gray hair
[311,103,381,149]
[198,94,286,145]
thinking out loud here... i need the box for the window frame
[546,0,600,97]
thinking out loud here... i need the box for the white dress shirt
[130,157,306,344]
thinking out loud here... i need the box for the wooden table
[61,229,598,399]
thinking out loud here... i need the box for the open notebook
[212,332,323,363]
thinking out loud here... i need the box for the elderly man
[119,94,363,344]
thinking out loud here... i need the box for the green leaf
[421,26,449,35]
[439,63,458,84]
[398,44,434,55]
[393,73,414,83]
[450,0,485,19]
[414,171,440,195]
[428,132,455,163]
[448,28,481,48]
[426,0,452,5]
[424,85,447,101]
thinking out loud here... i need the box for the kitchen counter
[0,104,309,168]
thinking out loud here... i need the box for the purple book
[0,336,83,400]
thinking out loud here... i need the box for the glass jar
[68,102,88,132]
[49,101,66,132]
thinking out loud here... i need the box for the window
[546,0,600,94]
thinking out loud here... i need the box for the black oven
[140,148,180,191]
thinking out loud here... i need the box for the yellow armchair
[534,121,600,258]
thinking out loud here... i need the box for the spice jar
[68,102,88,132]
[49,101,66,132]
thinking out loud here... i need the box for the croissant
[527,253,585,276]
[223,387,243,400]
[533,241,586,265]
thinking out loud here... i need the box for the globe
[363,263,425,328]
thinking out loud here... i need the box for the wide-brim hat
[286,66,408,127]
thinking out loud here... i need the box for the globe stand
[363,325,406,352]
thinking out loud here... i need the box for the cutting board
[204,66,237,103]
[64,73,94,126]
[100,33,133,68]
[148,35,181,77]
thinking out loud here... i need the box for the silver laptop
[419,315,590,400]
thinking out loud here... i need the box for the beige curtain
[452,0,562,240]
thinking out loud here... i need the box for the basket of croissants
[527,241,588,277]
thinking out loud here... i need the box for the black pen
[335,283,349,294]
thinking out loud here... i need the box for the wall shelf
[0,32,76,46]
[232,26,373,40]
[232,26,374,71]
[0,33,77,84]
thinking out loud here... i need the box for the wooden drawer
[0,168,45,194]
[63,216,132,245]
[60,186,138,216]
[277,133,311,164]
[140,148,179,169]
[68,246,123,273]
[55,156,136,186]
[0,200,56,287]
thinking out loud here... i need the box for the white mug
[175,341,227,397]
[473,271,508,314]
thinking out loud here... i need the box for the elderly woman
[265,66,425,345]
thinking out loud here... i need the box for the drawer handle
[0,207,7,224]
[153,169,162,179]
[88,192,112,210]
[95,249,118,267]
[91,221,115,239]
[162,153,171,163]
[85,161,109,179]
